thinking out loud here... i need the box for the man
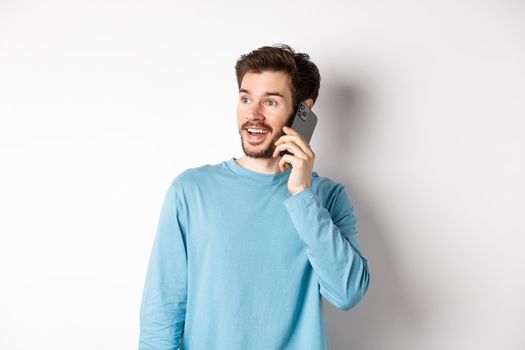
[139,44,370,350]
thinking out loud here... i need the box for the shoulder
[169,160,228,191]
[161,161,226,217]
[311,171,346,197]
[311,171,353,212]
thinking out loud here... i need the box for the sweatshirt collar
[226,157,291,183]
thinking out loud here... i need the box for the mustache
[241,122,273,132]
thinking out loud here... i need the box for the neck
[235,155,283,174]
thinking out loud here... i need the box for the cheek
[273,109,292,125]
[236,103,252,118]
[236,105,246,123]
[266,105,288,118]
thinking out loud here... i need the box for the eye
[264,99,277,107]
[240,96,250,104]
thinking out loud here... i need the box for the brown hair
[235,44,321,109]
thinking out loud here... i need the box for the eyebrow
[239,89,285,99]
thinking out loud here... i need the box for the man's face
[237,71,295,158]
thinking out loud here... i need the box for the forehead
[240,71,292,99]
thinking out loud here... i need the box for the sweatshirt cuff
[283,187,318,211]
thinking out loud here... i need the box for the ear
[304,98,314,109]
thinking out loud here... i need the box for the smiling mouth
[245,127,270,135]
[244,128,270,142]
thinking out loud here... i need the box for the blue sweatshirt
[139,157,370,350]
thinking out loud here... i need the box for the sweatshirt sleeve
[283,185,370,311]
[139,181,188,349]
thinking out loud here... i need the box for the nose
[246,102,264,122]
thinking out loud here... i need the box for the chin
[241,139,275,159]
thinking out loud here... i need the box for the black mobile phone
[279,102,318,157]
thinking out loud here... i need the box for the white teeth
[247,128,268,134]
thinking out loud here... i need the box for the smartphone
[279,102,318,157]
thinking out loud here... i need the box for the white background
[1,0,524,349]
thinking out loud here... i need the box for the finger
[273,142,307,160]
[279,154,296,171]
[283,126,300,136]
[275,135,314,158]
[279,152,309,171]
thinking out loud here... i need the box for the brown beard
[238,128,284,159]
[238,113,294,158]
